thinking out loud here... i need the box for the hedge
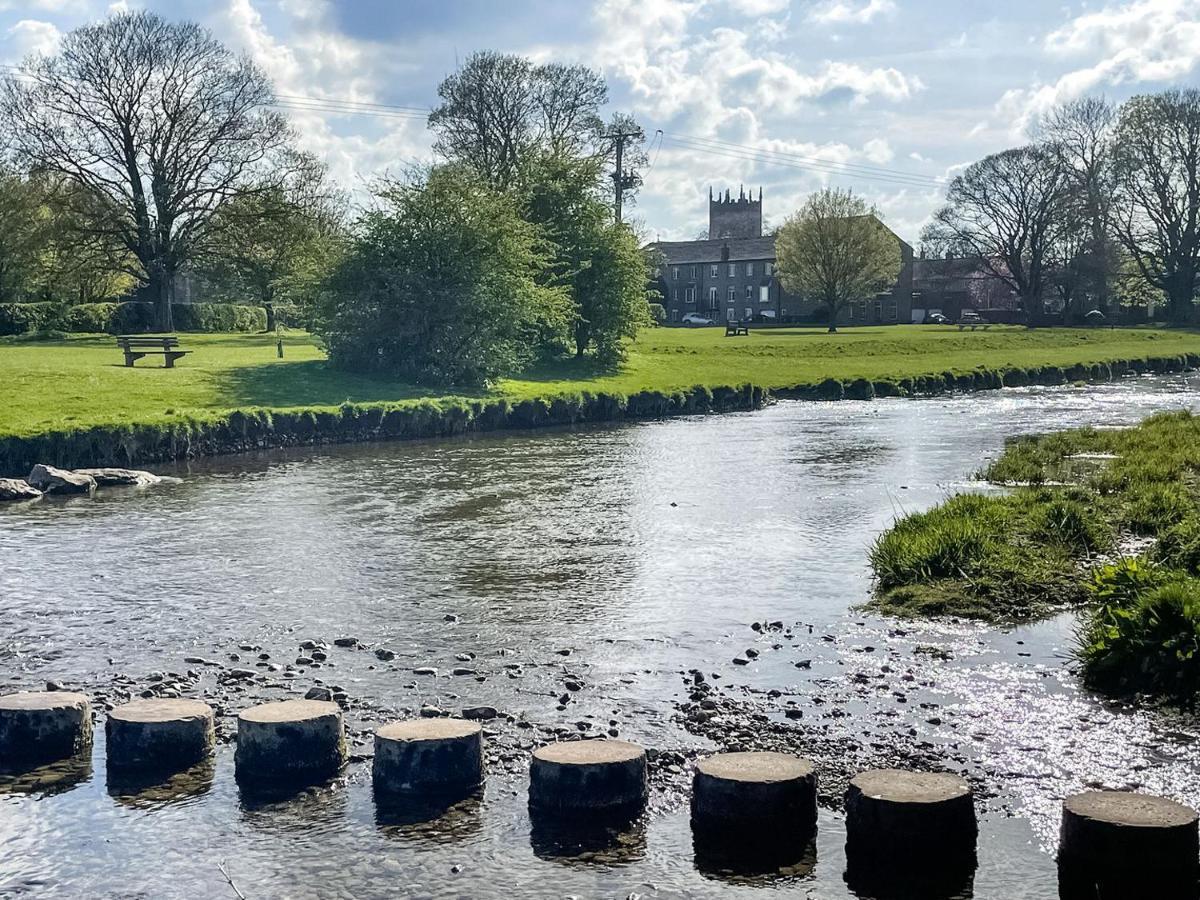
[0,301,267,335]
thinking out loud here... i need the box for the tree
[198,152,347,330]
[0,11,291,330]
[1111,89,1200,323]
[522,153,650,362]
[1038,97,1120,320]
[924,146,1070,324]
[775,188,902,333]
[315,166,571,386]
[0,167,49,302]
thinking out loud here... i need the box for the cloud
[997,0,1200,136]
[810,0,896,25]
[2,19,61,61]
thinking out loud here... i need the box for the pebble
[374,649,396,662]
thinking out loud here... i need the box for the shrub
[870,493,1002,590]
[1032,495,1113,554]
[0,302,64,335]
[66,303,117,333]
[648,302,666,325]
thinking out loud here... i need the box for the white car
[681,313,715,326]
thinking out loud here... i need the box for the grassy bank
[869,411,1200,698]
[3,325,1200,474]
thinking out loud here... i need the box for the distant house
[647,187,913,326]
[911,254,1020,322]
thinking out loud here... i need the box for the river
[3,375,1200,899]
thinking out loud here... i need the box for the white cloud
[3,19,61,61]
[723,0,790,13]
[810,0,896,25]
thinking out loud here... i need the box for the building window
[708,286,718,304]
[744,307,752,320]
[672,267,679,281]
[746,262,754,276]
[691,265,698,279]
[670,308,679,322]
[874,301,883,320]
[745,285,753,301]
[727,286,736,302]
[728,263,736,277]
[848,304,855,320]
[710,264,719,277]
[759,285,769,303]
[673,288,679,303]
[685,287,696,304]
[887,301,898,321]
[726,307,737,321]
[765,262,774,276]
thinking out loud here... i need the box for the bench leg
[124,352,135,367]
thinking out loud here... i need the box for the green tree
[1,11,292,330]
[198,152,347,330]
[1112,89,1200,323]
[0,167,49,302]
[776,188,902,333]
[522,154,650,362]
[316,166,570,386]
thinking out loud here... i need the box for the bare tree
[1038,96,1119,320]
[775,188,902,333]
[924,146,1071,324]
[1111,89,1200,323]
[0,11,291,330]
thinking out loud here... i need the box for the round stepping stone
[105,698,215,773]
[0,691,92,768]
[373,718,483,797]
[1059,791,1198,889]
[529,739,647,814]
[845,769,977,858]
[692,751,817,831]
[235,699,346,787]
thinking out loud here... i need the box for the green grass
[869,410,1200,699]
[4,324,1200,440]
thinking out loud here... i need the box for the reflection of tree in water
[0,751,92,798]
[106,759,215,808]
[528,808,647,865]
[374,789,484,845]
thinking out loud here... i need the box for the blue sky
[2,0,1199,243]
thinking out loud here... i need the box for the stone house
[911,254,1019,322]
[648,188,913,326]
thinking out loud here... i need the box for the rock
[26,464,95,495]
[234,699,346,788]
[529,740,648,815]
[0,478,41,502]
[304,687,333,702]
[462,706,498,721]
[374,648,396,662]
[373,718,483,797]
[0,691,92,766]
[72,467,160,487]
[692,751,817,832]
[451,668,475,677]
[564,680,583,692]
[333,638,359,648]
[845,769,977,862]
[413,667,438,676]
[105,698,214,773]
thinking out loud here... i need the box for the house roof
[648,236,777,265]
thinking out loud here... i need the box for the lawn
[4,324,1200,440]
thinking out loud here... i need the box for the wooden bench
[116,335,191,368]
[725,322,750,336]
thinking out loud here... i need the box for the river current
[3,375,1200,899]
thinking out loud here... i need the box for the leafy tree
[775,188,902,333]
[315,166,571,386]
[1111,89,1200,323]
[924,146,1071,324]
[522,154,650,362]
[0,11,292,330]
[198,152,346,330]
[0,167,49,302]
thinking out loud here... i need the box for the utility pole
[608,129,642,224]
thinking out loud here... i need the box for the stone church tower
[708,186,763,239]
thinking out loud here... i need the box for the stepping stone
[1059,791,1199,894]
[373,718,483,798]
[0,691,92,767]
[692,751,817,832]
[234,699,346,787]
[529,739,647,814]
[845,768,977,859]
[105,698,214,773]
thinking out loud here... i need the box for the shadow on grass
[215,358,472,408]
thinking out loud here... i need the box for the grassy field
[4,324,1200,439]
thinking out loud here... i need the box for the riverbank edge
[3,351,1196,475]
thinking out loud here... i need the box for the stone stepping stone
[692,751,817,832]
[845,768,977,859]
[529,739,647,814]
[1059,791,1199,894]
[234,699,346,787]
[105,698,214,773]
[373,718,483,798]
[0,691,92,768]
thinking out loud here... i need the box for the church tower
[708,185,763,239]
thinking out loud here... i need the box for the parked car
[681,313,715,326]
[925,312,948,325]
[958,309,984,325]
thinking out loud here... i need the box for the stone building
[911,254,1019,322]
[648,188,913,326]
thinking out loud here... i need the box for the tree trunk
[152,268,175,333]
[574,321,589,358]
[1167,272,1196,324]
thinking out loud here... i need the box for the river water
[3,376,1200,899]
